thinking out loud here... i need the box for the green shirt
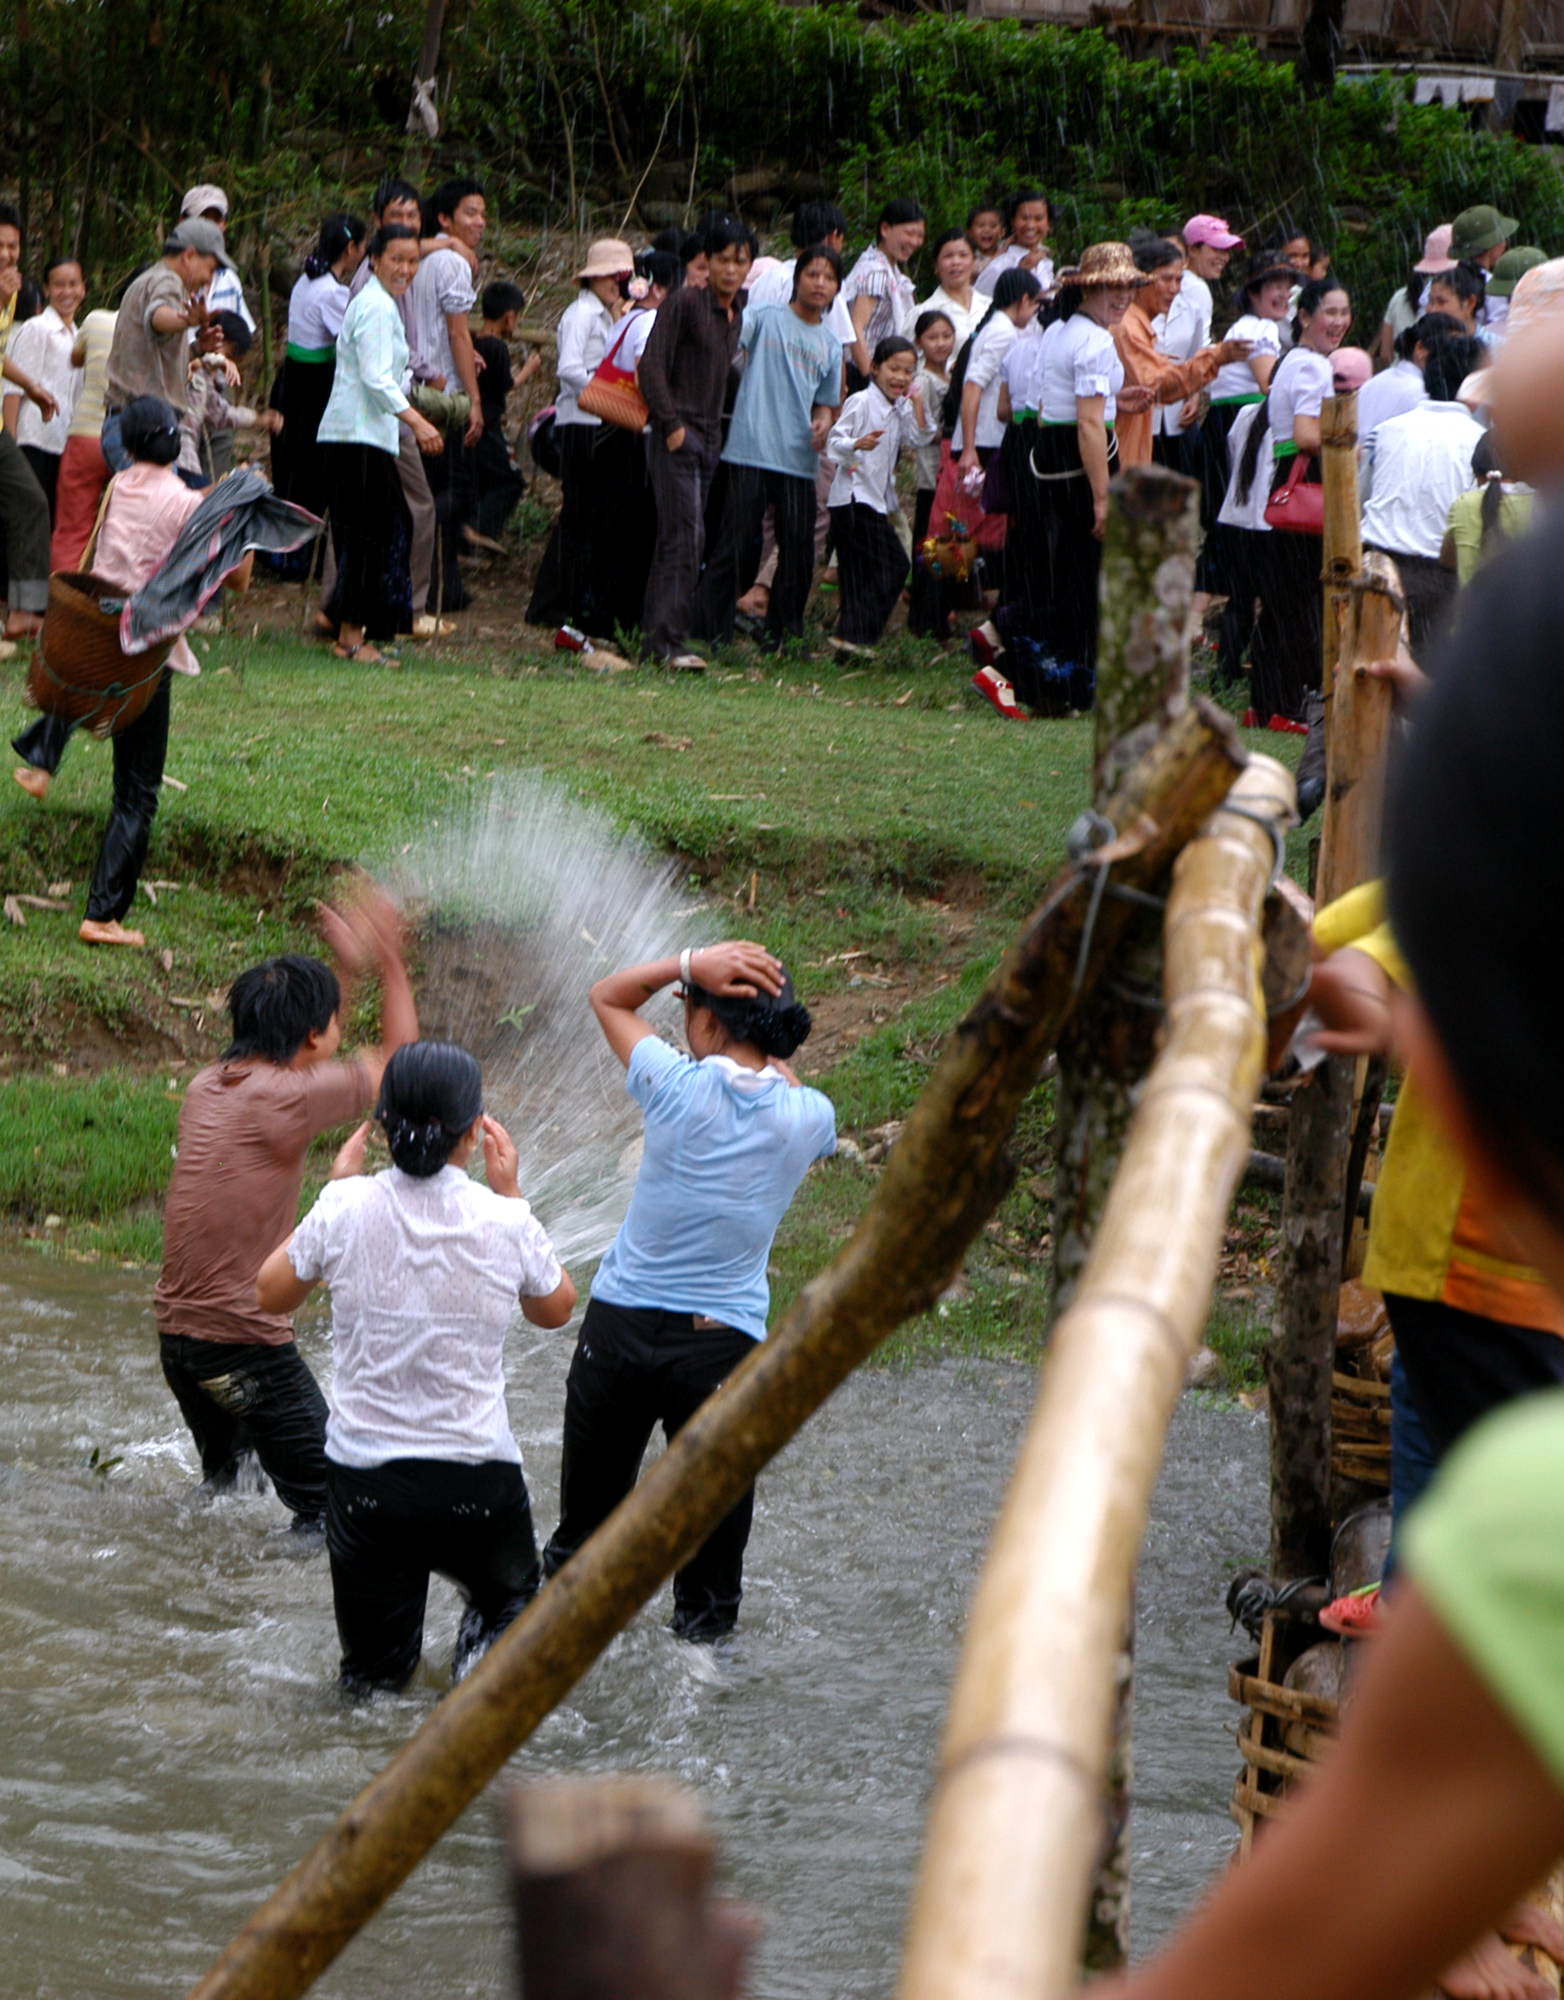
[1404,1387,1564,1792]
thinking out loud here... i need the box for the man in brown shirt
[155,891,416,1534]
[638,215,754,667]
[103,218,229,478]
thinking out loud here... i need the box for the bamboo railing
[897,753,1297,2000]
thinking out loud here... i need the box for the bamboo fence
[897,753,1297,2000]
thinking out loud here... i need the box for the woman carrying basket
[11,394,254,947]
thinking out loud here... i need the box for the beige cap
[180,183,230,222]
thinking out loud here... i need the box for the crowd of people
[0,179,1543,732]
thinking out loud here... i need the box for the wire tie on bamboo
[1065,810,1172,997]
[1214,798,1291,889]
[933,1731,1099,1795]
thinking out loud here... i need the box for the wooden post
[1053,462,1201,1969]
[183,704,1248,2000]
[508,1779,756,2000]
[1489,0,1526,126]
[1269,446,1399,1577]
[899,757,1296,2000]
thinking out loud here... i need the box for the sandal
[1319,1582,1381,1638]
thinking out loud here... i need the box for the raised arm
[317,878,419,1092]
[588,940,783,1070]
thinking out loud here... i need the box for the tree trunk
[1299,0,1343,94]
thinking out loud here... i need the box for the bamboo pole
[898,755,1296,2000]
[184,702,1249,2000]
[1267,393,1370,1576]
[1054,462,1201,1965]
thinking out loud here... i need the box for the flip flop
[1319,1582,1381,1638]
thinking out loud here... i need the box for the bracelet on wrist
[679,947,693,989]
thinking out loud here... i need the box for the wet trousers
[159,1332,328,1527]
[326,1456,541,1694]
[543,1299,757,1639]
[14,668,174,922]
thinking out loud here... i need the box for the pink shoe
[972,666,1024,719]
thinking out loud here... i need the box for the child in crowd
[907,307,956,640]
[257,1040,575,1692]
[966,204,1005,274]
[183,312,282,482]
[826,333,930,654]
[697,244,844,652]
[2,254,85,521]
[974,189,1054,299]
[157,889,417,1540]
[471,279,538,542]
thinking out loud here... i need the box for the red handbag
[577,316,649,431]
[1263,453,1324,535]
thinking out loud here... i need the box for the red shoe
[1268,713,1308,735]
[1320,1584,1381,1638]
[1242,708,1261,728]
[969,621,1003,669]
[971,666,1024,719]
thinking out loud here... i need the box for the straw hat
[576,237,634,280]
[1056,242,1153,290]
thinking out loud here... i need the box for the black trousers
[543,1298,758,1639]
[1249,469,1322,723]
[326,1456,541,1693]
[1194,400,1248,595]
[1385,1293,1564,1464]
[697,462,816,646]
[527,422,599,629]
[83,666,172,922]
[322,441,412,640]
[643,432,718,659]
[159,1332,328,1527]
[1365,546,1458,664]
[830,499,907,645]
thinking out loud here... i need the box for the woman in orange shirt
[1112,232,1252,468]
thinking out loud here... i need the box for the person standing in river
[154,888,416,1537]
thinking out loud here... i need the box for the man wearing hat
[178,185,255,334]
[1449,204,1517,277]
[102,220,230,481]
[1485,247,1547,339]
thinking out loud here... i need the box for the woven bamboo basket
[26,570,175,738]
[1228,1613,1340,1855]
[1331,1365,1392,1489]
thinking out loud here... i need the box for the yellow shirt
[1316,882,1564,1334]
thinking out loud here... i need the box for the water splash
[384,773,717,1271]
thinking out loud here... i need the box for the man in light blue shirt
[696,249,844,651]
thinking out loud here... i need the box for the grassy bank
[1,606,1294,1376]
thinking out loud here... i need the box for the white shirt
[913,284,980,350]
[1178,270,1214,348]
[286,271,352,350]
[555,290,617,427]
[288,1165,566,1471]
[1361,400,1486,560]
[1152,277,1208,437]
[406,246,477,390]
[826,381,931,514]
[1356,356,1425,438]
[1210,314,1282,401]
[5,306,78,451]
[206,263,256,335]
[952,312,1018,451]
[1218,402,1272,533]
[974,243,1055,298]
[743,258,856,347]
[1034,312,1124,424]
[615,304,658,371]
[1267,346,1333,448]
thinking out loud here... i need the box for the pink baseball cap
[1413,223,1456,274]
[1184,214,1245,251]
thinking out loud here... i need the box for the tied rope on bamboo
[897,754,1296,2000]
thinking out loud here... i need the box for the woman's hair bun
[375,1040,483,1177]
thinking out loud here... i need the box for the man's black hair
[428,176,485,230]
[0,203,21,235]
[794,200,847,248]
[701,213,757,261]
[1420,332,1483,403]
[213,310,252,354]
[224,955,342,1063]
[371,178,421,220]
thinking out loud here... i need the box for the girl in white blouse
[825,335,931,652]
[1228,276,1353,726]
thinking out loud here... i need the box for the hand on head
[690,940,785,999]
[480,1112,520,1198]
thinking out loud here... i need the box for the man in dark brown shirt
[155,891,416,1535]
[638,216,755,667]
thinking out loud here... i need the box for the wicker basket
[1331,1365,1392,1489]
[26,570,175,738]
[1229,1613,1341,1855]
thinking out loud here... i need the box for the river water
[0,1254,1266,1999]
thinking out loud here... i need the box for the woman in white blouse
[915,229,981,349]
[841,198,925,384]
[258,1040,576,1694]
[971,243,1152,719]
[525,236,632,636]
[272,212,366,530]
[1228,275,1353,726]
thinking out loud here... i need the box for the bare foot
[1438,1930,1556,1999]
[14,766,50,800]
[79,918,146,948]
[1501,1900,1564,1966]
[736,586,770,618]
[3,611,43,640]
